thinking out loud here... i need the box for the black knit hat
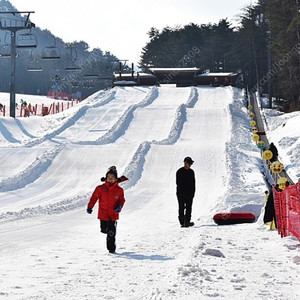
[100,166,118,182]
[105,166,118,179]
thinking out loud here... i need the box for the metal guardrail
[249,92,294,185]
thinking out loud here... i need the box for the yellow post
[270,219,276,230]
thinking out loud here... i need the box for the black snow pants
[263,191,277,227]
[100,220,117,253]
[177,194,193,226]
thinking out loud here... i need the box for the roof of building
[198,72,238,77]
[149,67,200,73]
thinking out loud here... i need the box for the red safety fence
[273,180,300,241]
[0,100,81,118]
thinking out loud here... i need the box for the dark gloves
[87,208,93,214]
[114,204,122,213]
[118,175,128,183]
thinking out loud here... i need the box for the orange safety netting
[273,180,300,241]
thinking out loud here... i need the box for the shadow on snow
[116,251,174,261]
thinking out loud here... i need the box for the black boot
[182,222,194,228]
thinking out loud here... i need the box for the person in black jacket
[176,157,196,227]
[263,189,276,226]
[263,184,282,228]
[268,142,278,162]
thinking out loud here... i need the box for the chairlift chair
[83,74,99,79]
[0,53,11,58]
[65,44,81,71]
[42,37,61,60]
[27,66,43,72]
[0,33,11,58]
[26,49,43,72]
[16,32,37,49]
[65,66,81,72]
[42,46,61,60]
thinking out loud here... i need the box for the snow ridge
[0,145,64,192]
[0,120,21,144]
[186,86,198,108]
[155,87,197,145]
[123,87,198,188]
[154,103,187,145]
[86,89,117,108]
[122,141,151,189]
[221,89,265,216]
[24,90,117,147]
[0,193,88,224]
[76,86,159,145]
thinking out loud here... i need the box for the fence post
[298,180,300,220]
[285,187,290,236]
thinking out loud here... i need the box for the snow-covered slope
[0,86,299,300]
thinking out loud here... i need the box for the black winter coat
[263,190,276,224]
[176,167,195,197]
[269,143,278,162]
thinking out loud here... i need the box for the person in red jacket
[87,166,125,253]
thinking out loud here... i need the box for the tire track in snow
[0,144,64,192]
[123,87,198,189]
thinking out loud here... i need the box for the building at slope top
[112,68,239,87]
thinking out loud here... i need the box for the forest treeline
[139,0,300,112]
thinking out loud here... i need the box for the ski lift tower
[0,11,35,118]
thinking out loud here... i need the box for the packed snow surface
[0,86,299,299]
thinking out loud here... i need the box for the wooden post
[131,62,134,80]
[119,62,122,79]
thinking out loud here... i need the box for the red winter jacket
[87,181,125,221]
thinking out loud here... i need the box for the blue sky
[10,0,256,64]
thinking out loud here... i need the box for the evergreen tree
[265,0,300,110]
